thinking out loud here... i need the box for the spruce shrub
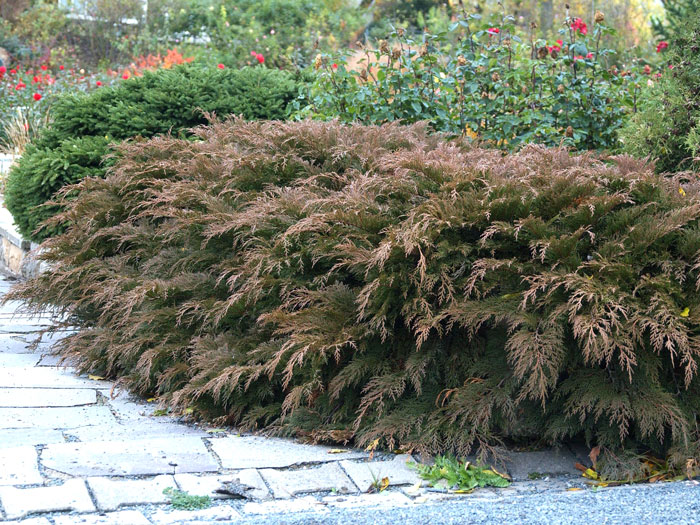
[621,14,700,173]
[4,65,299,241]
[12,119,700,475]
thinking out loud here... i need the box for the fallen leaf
[589,446,601,467]
[566,487,583,491]
[574,462,588,473]
[379,477,389,492]
[681,307,690,318]
[328,449,350,454]
[183,407,194,415]
[490,466,512,481]
[206,428,226,433]
[680,187,687,196]
[583,468,598,480]
[88,374,105,381]
[146,397,157,403]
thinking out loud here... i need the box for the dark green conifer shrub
[11,119,700,474]
[621,14,700,173]
[4,65,299,241]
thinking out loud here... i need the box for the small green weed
[413,456,511,493]
[163,487,212,510]
[528,472,545,480]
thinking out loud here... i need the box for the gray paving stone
[150,506,241,523]
[0,479,95,519]
[0,388,97,408]
[0,406,116,429]
[340,454,420,491]
[0,367,111,389]
[175,470,270,500]
[322,491,413,509]
[242,495,329,515]
[505,448,580,481]
[87,475,176,511]
[0,446,43,486]
[209,436,367,469]
[259,462,357,499]
[1,518,52,525]
[0,335,35,353]
[53,511,151,525]
[66,421,208,442]
[36,354,65,367]
[0,428,66,449]
[0,353,40,367]
[42,437,219,476]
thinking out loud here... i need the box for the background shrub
[5,64,300,240]
[621,13,700,173]
[12,119,700,474]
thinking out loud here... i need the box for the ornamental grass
[10,119,700,476]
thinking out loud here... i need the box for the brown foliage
[11,118,700,469]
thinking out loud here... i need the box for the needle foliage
[11,119,700,471]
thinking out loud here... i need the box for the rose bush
[295,11,661,152]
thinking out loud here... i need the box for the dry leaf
[328,449,350,454]
[566,487,583,491]
[588,446,601,467]
[574,462,587,473]
[88,374,104,381]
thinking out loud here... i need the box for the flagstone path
[0,275,589,524]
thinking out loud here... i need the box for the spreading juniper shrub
[11,118,700,475]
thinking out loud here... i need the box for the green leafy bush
[12,119,700,474]
[295,11,654,152]
[413,456,511,491]
[621,15,700,173]
[4,65,299,241]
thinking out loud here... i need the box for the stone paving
[0,275,591,524]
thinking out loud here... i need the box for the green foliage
[651,0,700,41]
[413,456,511,491]
[621,14,700,173]
[162,487,211,510]
[295,11,652,152]
[4,64,300,241]
[12,119,700,472]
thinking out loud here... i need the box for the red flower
[573,55,584,61]
[655,73,662,78]
[96,80,102,86]
[572,18,588,35]
[33,92,42,101]
[250,51,257,57]
[9,69,16,75]
[59,65,65,70]
[15,82,25,90]
[643,65,651,75]
[40,65,48,71]
[122,72,130,80]
[669,64,674,69]
[586,52,594,59]
[0,66,5,75]
[217,63,225,69]
[32,75,40,84]
[656,41,668,52]
[556,39,563,46]
[256,54,265,64]
[487,27,500,35]
[332,63,338,69]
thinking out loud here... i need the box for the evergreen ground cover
[4,64,299,241]
[10,118,700,477]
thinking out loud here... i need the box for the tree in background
[651,0,700,40]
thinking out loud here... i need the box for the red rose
[0,66,5,75]
[332,63,338,69]
[656,41,668,52]
[59,65,64,70]
[487,27,500,35]
[643,65,651,75]
[556,39,563,46]
[122,72,129,80]
[250,51,257,57]
[32,75,40,84]
[572,18,588,35]
[40,65,48,71]
[9,69,16,75]
[33,92,42,101]
[256,54,264,64]
[217,63,225,69]
[15,82,25,90]
[96,80,102,86]
[586,52,594,59]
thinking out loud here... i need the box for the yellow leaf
[679,187,687,196]
[681,307,690,317]
[183,407,194,415]
[567,487,583,491]
[88,374,105,381]
[453,489,474,494]
[206,428,226,433]
[146,397,157,402]
[379,477,390,492]
[328,449,350,454]
[583,468,598,480]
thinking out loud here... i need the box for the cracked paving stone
[53,511,151,525]
[209,436,367,469]
[87,475,176,511]
[0,446,43,486]
[242,495,329,515]
[340,454,420,491]
[0,479,95,519]
[0,428,67,449]
[0,367,111,389]
[259,462,356,499]
[175,470,270,500]
[41,437,219,476]
[0,387,97,408]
